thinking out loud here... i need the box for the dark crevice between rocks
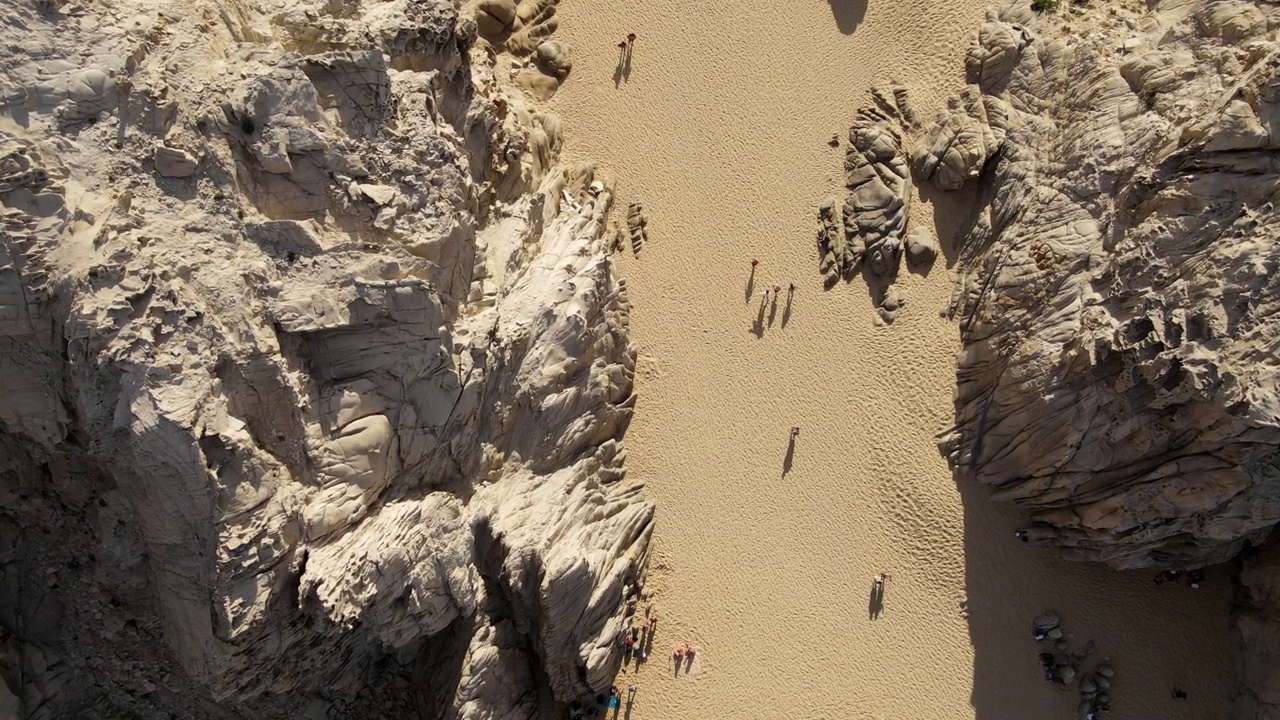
[473,516,557,717]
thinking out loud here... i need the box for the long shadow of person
[751,294,767,337]
[782,435,796,477]
[768,292,779,326]
[868,580,885,620]
[613,43,633,87]
[744,265,756,303]
[781,286,794,328]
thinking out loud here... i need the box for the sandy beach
[540,1,1234,718]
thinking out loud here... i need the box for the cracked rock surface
[931,0,1280,571]
[0,0,650,717]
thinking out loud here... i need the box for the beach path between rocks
[545,0,1233,718]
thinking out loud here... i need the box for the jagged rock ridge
[0,0,651,718]
[918,0,1280,571]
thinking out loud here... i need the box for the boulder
[153,145,199,178]
[905,230,937,267]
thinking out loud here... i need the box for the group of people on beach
[572,684,637,719]
[671,641,697,667]
[1152,568,1206,589]
[1016,531,1209,590]
[590,604,701,717]
[750,259,796,303]
[618,609,657,663]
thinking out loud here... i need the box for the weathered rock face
[920,0,1280,571]
[0,0,649,718]
[820,88,920,323]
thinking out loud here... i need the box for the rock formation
[893,2,1280,713]
[914,0,1280,571]
[0,0,650,718]
[820,87,921,322]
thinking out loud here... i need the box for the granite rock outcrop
[0,0,650,718]
[922,0,1280,571]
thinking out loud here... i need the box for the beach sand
[538,1,1234,718]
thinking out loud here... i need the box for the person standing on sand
[627,32,637,45]
[790,426,800,438]
[773,284,781,295]
[751,258,758,269]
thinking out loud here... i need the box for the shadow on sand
[868,579,885,620]
[782,435,796,477]
[957,472,1234,718]
[750,293,767,338]
[613,43,634,87]
[826,0,868,35]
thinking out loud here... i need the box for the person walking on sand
[627,32,637,45]
[751,258,758,270]
[760,289,770,300]
[789,282,796,294]
[790,426,800,438]
[672,645,684,664]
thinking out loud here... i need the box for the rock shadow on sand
[955,474,1233,719]
[826,0,867,35]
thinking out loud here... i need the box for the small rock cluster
[817,88,938,324]
[1032,611,1115,720]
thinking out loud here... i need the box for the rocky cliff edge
[0,0,651,717]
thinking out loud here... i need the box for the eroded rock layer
[932,0,1280,570]
[0,0,650,717]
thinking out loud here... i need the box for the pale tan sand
[543,1,1233,718]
